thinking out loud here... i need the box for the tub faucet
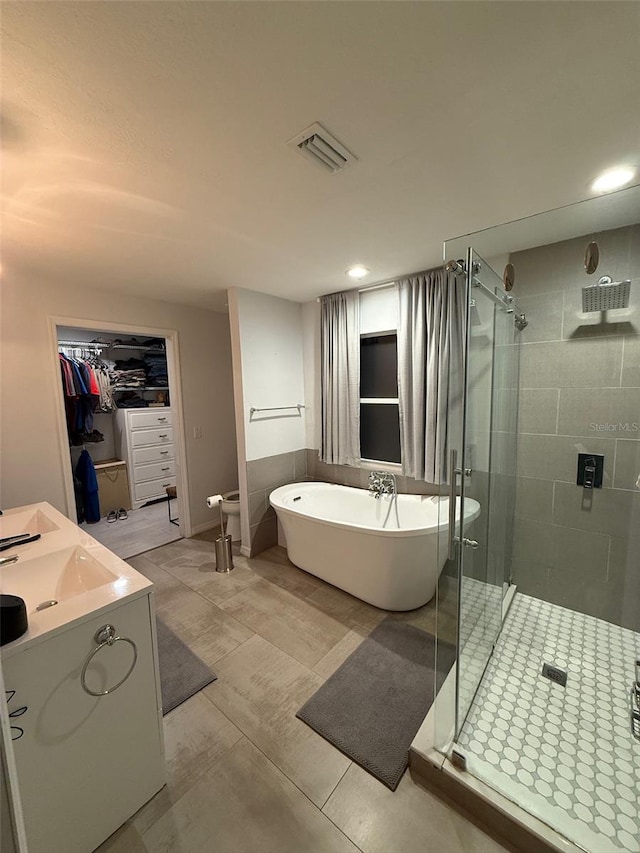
[368,471,397,499]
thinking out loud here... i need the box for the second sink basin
[0,509,60,539]
[0,546,118,613]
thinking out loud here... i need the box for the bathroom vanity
[0,503,165,853]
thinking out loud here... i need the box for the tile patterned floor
[96,537,510,853]
[457,575,503,722]
[457,592,640,853]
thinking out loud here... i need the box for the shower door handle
[448,449,461,561]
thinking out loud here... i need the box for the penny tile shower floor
[457,593,640,853]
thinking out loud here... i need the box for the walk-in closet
[56,325,183,557]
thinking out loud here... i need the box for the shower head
[582,276,631,313]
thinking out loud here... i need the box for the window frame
[359,330,401,467]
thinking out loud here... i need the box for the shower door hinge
[450,749,467,771]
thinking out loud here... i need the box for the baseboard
[190,520,221,535]
[240,544,251,558]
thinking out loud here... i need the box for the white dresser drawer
[128,409,172,430]
[134,460,176,484]
[131,427,173,448]
[133,445,174,465]
[134,477,176,502]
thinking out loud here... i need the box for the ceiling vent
[288,122,356,174]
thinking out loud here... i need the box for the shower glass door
[455,250,518,734]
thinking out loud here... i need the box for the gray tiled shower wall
[510,223,640,631]
[245,448,444,556]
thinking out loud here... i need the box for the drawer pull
[157,417,167,422]
[161,467,170,471]
[160,450,169,455]
[162,483,171,487]
[81,624,138,697]
[159,434,168,438]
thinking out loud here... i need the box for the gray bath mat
[296,619,455,790]
[156,618,217,714]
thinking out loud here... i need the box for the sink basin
[0,501,153,655]
[0,509,60,538]
[0,546,117,613]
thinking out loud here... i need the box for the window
[360,333,401,463]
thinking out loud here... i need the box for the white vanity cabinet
[115,407,176,509]
[2,593,164,853]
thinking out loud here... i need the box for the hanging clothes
[95,366,114,413]
[75,449,100,523]
[59,353,103,444]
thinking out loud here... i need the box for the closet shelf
[112,386,169,392]
[110,344,166,352]
[58,341,165,353]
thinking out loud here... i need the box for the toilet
[221,490,241,541]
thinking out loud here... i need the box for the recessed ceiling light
[591,166,636,194]
[346,265,370,279]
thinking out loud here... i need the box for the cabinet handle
[158,434,168,438]
[162,483,171,487]
[157,417,167,422]
[161,467,170,471]
[81,625,138,697]
[160,450,169,455]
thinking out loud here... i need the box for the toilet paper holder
[206,494,234,573]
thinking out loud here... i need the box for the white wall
[229,288,306,462]
[360,285,398,334]
[302,300,321,451]
[0,271,238,532]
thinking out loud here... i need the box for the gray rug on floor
[296,618,456,790]
[156,618,217,714]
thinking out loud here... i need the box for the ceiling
[2,1,639,311]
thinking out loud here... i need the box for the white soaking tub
[269,482,480,611]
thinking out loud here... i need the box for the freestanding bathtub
[269,481,481,611]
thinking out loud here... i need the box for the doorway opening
[53,319,189,559]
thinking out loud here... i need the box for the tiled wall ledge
[305,449,446,496]
[245,447,446,557]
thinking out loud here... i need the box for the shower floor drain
[542,662,567,687]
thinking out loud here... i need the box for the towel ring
[81,624,138,697]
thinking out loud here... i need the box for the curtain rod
[316,264,444,302]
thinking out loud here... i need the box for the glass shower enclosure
[455,250,520,734]
[432,185,640,853]
[434,250,520,743]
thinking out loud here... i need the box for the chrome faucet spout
[368,471,397,498]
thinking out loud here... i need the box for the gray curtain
[320,291,360,465]
[397,269,465,484]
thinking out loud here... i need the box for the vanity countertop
[0,501,152,658]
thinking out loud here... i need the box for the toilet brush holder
[215,533,234,573]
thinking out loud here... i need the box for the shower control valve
[577,453,604,489]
